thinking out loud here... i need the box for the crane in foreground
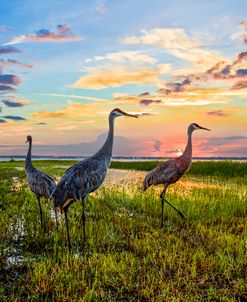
[143,123,210,227]
[51,108,138,249]
[25,135,58,227]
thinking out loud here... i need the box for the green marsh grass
[0,161,246,301]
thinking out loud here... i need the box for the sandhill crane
[143,123,210,227]
[51,108,138,249]
[25,135,58,227]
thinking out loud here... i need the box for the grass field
[0,160,246,301]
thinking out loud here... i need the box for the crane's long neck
[183,128,193,160]
[25,140,33,169]
[95,115,114,164]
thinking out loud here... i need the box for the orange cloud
[32,101,143,120]
[33,102,97,119]
[113,87,230,107]
[71,65,171,89]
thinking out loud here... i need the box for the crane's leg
[81,196,86,244]
[160,184,186,222]
[161,199,164,228]
[54,207,59,230]
[163,198,186,221]
[50,199,59,230]
[64,207,71,250]
[37,196,43,227]
[160,184,168,228]
[63,200,74,250]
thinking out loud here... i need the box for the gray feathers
[143,157,191,191]
[26,167,56,198]
[54,158,107,207]
[25,136,56,199]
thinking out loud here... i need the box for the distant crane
[25,135,58,227]
[51,108,138,249]
[143,123,210,227]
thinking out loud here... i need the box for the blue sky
[0,0,246,156]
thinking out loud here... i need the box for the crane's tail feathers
[143,172,152,191]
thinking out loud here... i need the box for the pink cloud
[0,25,11,33]
[234,51,247,64]
[96,4,107,14]
[0,46,21,54]
[206,110,229,117]
[231,80,247,90]
[239,21,247,31]
[0,59,33,69]
[6,24,81,45]
[140,99,161,106]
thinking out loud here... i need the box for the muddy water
[6,251,25,269]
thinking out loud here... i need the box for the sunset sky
[0,0,246,157]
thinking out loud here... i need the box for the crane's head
[190,123,211,132]
[110,108,138,119]
[25,135,32,144]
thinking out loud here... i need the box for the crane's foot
[81,229,87,247]
[172,208,186,221]
[177,210,187,221]
[161,214,164,228]
[160,214,169,228]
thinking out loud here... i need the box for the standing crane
[51,108,138,249]
[143,123,210,227]
[25,135,58,228]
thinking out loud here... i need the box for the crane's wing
[43,172,55,183]
[26,166,56,198]
[59,159,85,184]
[41,172,56,192]
[58,158,107,200]
[143,159,178,190]
[63,160,82,175]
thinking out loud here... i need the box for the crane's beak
[122,111,138,118]
[199,126,211,131]
[25,140,28,144]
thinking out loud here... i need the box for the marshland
[0,160,246,301]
